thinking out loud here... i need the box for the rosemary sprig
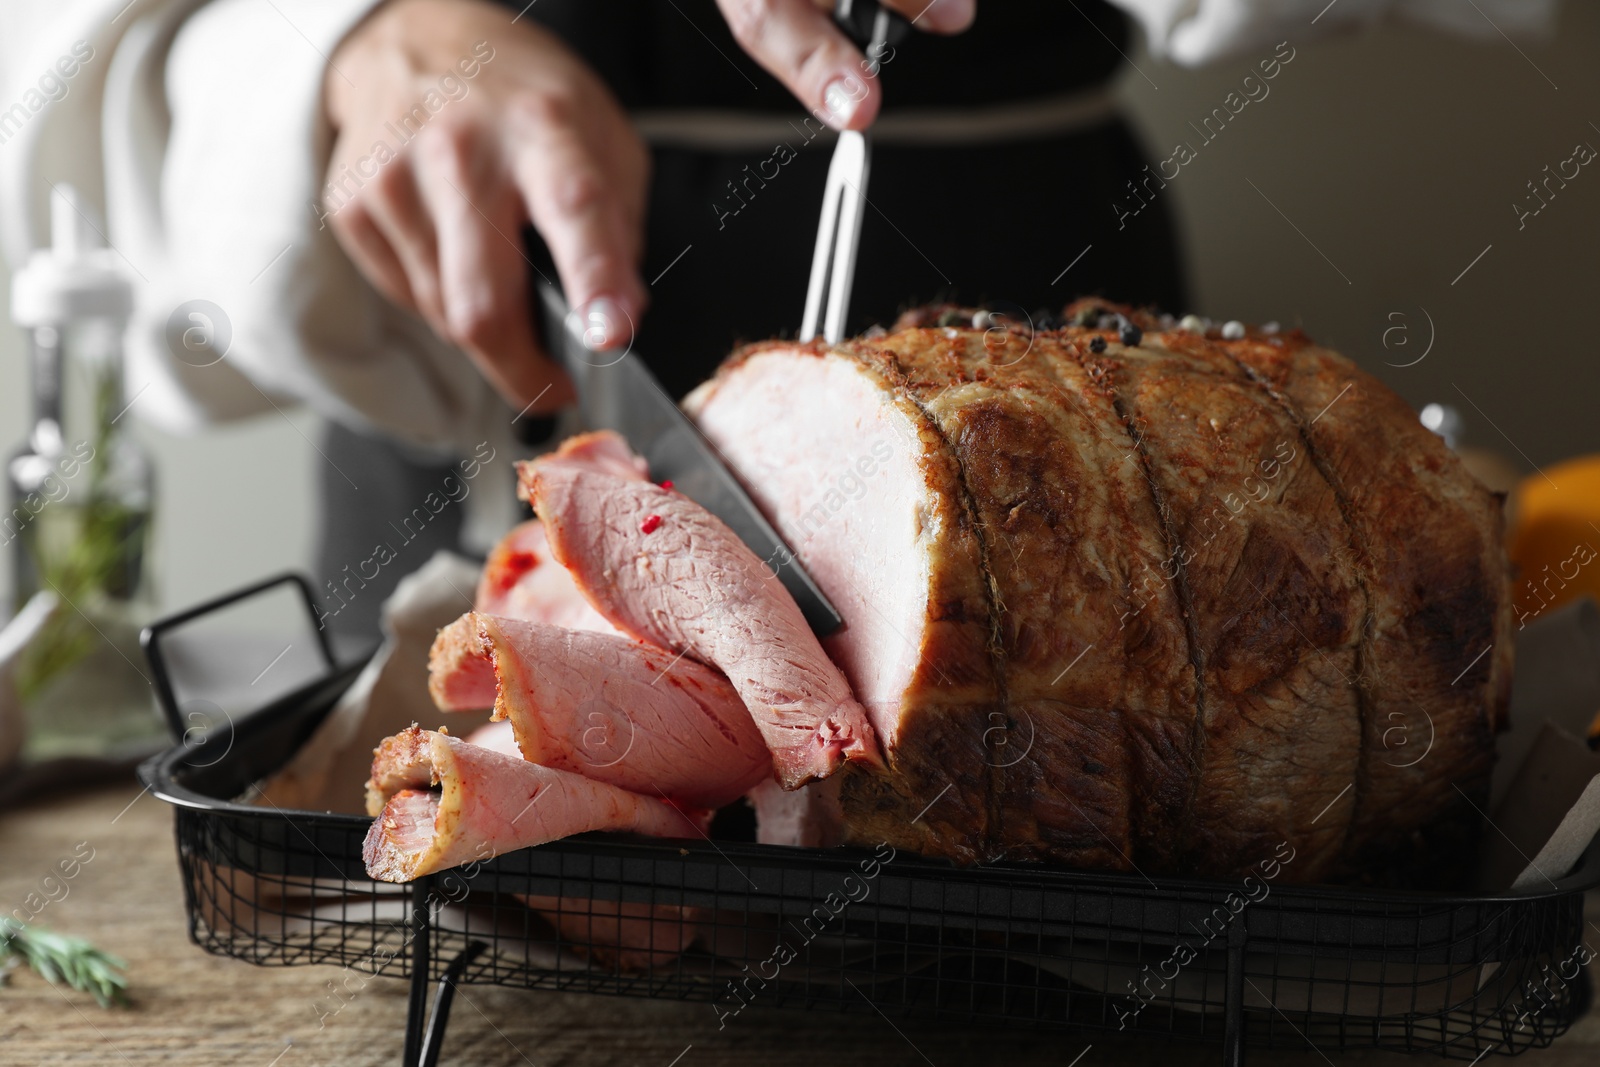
[0,918,128,1007]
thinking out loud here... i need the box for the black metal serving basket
[138,575,1600,1067]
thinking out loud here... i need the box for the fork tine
[799,137,848,343]
[799,4,890,344]
[823,133,869,344]
[801,132,870,344]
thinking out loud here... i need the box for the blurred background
[4,4,1596,617]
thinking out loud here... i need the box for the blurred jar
[4,185,157,762]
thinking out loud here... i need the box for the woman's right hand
[322,0,650,415]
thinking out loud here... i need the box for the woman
[0,0,1548,639]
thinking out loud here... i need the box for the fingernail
[822,75,864,128]
[567,296,624,351]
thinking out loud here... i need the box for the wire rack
[139,576,1599,1067]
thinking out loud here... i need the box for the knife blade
[536,282,845,637]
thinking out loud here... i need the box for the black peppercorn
[1119,320,1143,347]
[1088,336,1107,354]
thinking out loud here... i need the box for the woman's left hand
[715,0,977,131]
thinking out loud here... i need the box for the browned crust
[365,726,434,818]
[1085,356,1209,872]
[426,613,494,710]
[1226,337,1509,885]
[1098,337,1364,879]
[833,327,1203,870]
[1192,335,1382,874]
[835,337,1015,863]
[834,346,1003,865]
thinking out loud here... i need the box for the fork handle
[834,0,912,54]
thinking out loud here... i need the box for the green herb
[0,918,129,1007]
[14,360,149,700]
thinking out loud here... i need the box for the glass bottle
[6,185,157,757]
[8,321,152,610]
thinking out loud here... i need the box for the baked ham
[382,299,1508,890]
[474,518,613,633]
[430,612,770,809]
[457,721,706,970]
[362,726,700,882]
[521,434,883,788]
[682,300,1511,885]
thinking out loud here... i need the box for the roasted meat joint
[366,300,1512,891]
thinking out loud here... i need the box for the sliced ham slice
[546,430,650,482]
[520,431,883,788]
[363,727,700,882]
[429,627,499,712]
[429,612,771,809]
[475,519,615,633]
[460,719,706,970]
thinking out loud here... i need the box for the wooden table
[3,783,1598,1066]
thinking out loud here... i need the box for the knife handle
[834,0,912,57]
